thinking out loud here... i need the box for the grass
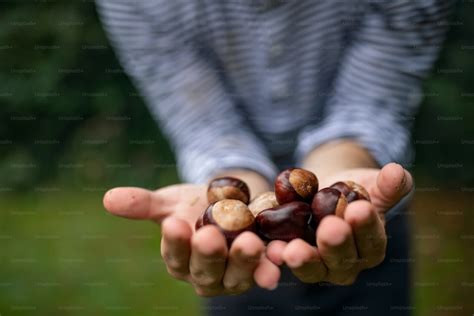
[0,189,199,316]
[411,187,474,316]
[0,180,472,316]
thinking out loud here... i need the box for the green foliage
[0,1,178,190]
[0,190,200,315]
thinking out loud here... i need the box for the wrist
[302,140,379,180]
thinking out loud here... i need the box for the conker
[330,181,370,203]
[256,201,312,242]
[274,168,319,204]
[199,199,255,245]
[311,188,348,227]
[195,213,204,231]
[207,177,250,204]
[248,191,279,217]
[303,225,316,246]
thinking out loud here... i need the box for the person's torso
[142,0,367,156]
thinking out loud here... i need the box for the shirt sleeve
[95,0,278,183]
[296,0,455,167]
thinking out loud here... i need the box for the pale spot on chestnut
[275,168,318,204]
[211,200,254,231]
[248,191,279,217]
[207,177,250,204]
[330,181,370,203]
[198,199,255,246]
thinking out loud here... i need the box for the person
[97,0,454,315]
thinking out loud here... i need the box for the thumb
[374,163,413,211]
[103,187,167,222]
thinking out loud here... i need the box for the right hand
[102,183,280,296]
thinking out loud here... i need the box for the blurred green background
[0,1,473,316]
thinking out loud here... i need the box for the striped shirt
[96,0,453,184]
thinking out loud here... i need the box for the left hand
[266,162,413,285]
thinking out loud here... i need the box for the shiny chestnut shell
[311,188,348,228]
[330,181,370,203]
[256,201,312,242]
[195,213,204,231]
[274,168,319,204]
[207,177,250,204]
[248,191,279,217]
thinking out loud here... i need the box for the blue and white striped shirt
[96,0,453,183]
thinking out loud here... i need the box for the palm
[265,163,413,285]
[151,184,208,228]
[102,183,281,295]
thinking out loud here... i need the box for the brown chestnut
[311,188,348,227]
[207,177,250,204]
[195,213,204,231]
[330,181,370,203]
[199,199,255,245]
[274,168,319,204]
[303,225,316,246]
[248,191,279,217]
[256,201,312,242]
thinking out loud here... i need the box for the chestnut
[274,168,319,204]
[199,199,255,245]
[248,191,279,217]
[303,225,316,246]
[195,213,204,231]
[330,181,370,203]
[207,177,250,204]
[311,188,348,227]
[256,201,312,242]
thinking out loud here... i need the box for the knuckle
[335,276,357,286]
[224,280,252,293]
[166,258,186,271]
[231,240,263,260]
[194,287,219,297]
[240,246,262,260]
[193,284,224,297]
[362,240,387,268]
[192,273,220,287]
[299,274,323,284]
[366,253,386,268]
[328,271,359,286]
[166,267,188,281]
[230,286,251,295]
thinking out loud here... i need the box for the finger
[317,216,359,279]
[222,232,265,293]
[189,225,227,289]
[103,187,166,221]
[373,163,413,210]
[344,201,387,269]
[160,217,193,280]
[282,239,327,283]
[266,240,288,266]
[193,286,227,297]
[254,256,280,290]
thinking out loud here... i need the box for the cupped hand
[102,184,280,296]
[266,162,413,284]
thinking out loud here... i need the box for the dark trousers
[206,213,411,316]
